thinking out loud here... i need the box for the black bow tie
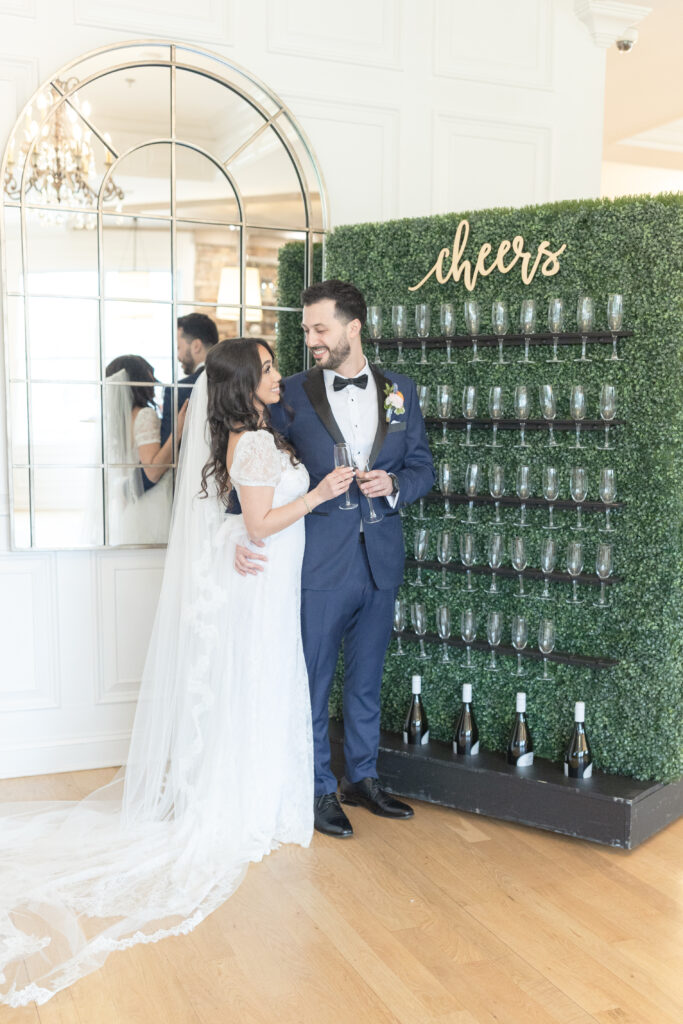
[333,373,368,392]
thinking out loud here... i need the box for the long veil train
[0,372,263,1007]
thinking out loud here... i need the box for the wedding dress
[0,372,313,1007]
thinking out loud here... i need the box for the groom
[238,280,434,838]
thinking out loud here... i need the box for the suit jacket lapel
[368,363,391,468]
[302,366,345,445]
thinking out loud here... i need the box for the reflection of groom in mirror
[160,313,219,446]
[236,280,435,839]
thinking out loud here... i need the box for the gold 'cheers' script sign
[408,219,567,293]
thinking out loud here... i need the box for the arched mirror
[1,41,327,549]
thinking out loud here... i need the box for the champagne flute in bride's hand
[334,443,358,510]
[356,459,383,525]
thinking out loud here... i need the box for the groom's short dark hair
[301,279,367,327]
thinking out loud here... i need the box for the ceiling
[603,0,683,170]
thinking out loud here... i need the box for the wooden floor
[1,767,682,1024]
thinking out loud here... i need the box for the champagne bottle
[453,682,479,755]
[403,675,429,745]
[507,691,534,766]
[564,701,593,778]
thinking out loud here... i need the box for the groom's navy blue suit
[271,362,434,796]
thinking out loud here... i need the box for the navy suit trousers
[301,537,396,796]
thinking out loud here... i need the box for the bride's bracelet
[301,495,313,515]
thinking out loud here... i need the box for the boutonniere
[384,382,405,423]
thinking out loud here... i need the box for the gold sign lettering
[408,219,566,293]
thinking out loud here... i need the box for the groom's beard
[311,330,351,371]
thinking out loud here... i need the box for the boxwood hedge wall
[281,195,683,783]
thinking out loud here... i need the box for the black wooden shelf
[367,329,633,350]
[405,558,620,587]
[400,631,617,669]
[420,492,624,512]
[424,416,625,432]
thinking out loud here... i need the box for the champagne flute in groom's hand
[355,459,384,525]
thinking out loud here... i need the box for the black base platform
[329,720,683,849]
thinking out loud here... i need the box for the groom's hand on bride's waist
[234,541,267,576]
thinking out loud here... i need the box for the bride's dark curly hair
[200,338,298,506]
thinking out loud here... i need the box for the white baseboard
[0,732,130,779]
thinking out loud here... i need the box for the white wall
[601,160,683,199]
[0,0,607,778]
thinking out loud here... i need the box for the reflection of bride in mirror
[105,355,187,544]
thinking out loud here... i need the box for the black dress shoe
[339,776,414,818]
[314,793,353,838]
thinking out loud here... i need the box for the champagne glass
[461,385,477,448]
[542,466,561,530]
[492,299,510,365]
[436,530,453,590]
[356,458,383,525]
[576,296,594,363]
[439,460,456,520]
[334,442,358,510]
[411,527,429,587]
[417,384,430,418]
[570,467,588,531]
[514,385,530,448]
[594,542,613,608]
[462,463,481,524]
[489,464,505,525]
[367,305,382,364]
[436,384,452,445]
[415,495,427,521]
[519,299,536,364]
[598,385,616,450]
[436,605,452,663]
[511,535,528,598]
[464,299,483,363]
[516,465,531,528]
[511,615,528,676]
[599,468,616,533]
[392,598,407,656]
[547,297,565,363]
[539,536,557,600]
[537,619,555,680]
[487,610,503,671]
[461,609,477,669]
[460,532,476,593]
[487,385,504,448]
[440,303,455,364]
[607,294,623,361]
[539,385,559,447]
[411,601,431,660]
[566,540,584,605]
[570,385,587,449]
[415,303,430,365]
[391,304,406,364]
[488,532,503,594]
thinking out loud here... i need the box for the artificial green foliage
[322,194,683,783]
[276,241,323,378]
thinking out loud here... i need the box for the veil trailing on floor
[0,372,254,1007]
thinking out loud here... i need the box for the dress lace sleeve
[230,430,283,488]
[134,406,161,447]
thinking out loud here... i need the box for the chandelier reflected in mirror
[3,77,123,225]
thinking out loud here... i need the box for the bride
[0,338,352,1007]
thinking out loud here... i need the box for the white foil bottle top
[462,683,472,703]
[516,692,527,713]
[412,675,422,694]
[575,701,585,722]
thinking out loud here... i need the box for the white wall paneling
[432,113,551,214]
[73,0,235,46]
[0,0,608,776]
[267,0,402,70]
[433,0,553,91]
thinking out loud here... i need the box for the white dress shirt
[323,359,399,508]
